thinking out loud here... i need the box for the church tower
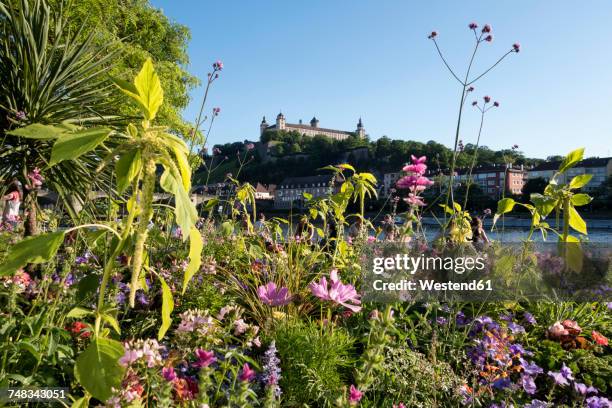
[356,118,366,138]
[260,116,268,136]
[276,112,286,130]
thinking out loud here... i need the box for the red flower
[67,321,91,338]
[592,331,608,346]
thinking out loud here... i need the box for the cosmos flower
[309,269,361,312]
[257,282,292,306]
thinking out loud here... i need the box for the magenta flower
[513,42,521,52]
[469,22,478,30]
[162,367,177,382]
[428,31,438,39]
[239,363,256,382]
[396,175,433,191]
[309,269,362,312]
[257,282,292,306]
[404,193,425,207]
[349,385,363,404]
[482,24,492,33]
[193,349,216,368]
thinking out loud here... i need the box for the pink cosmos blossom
[239,363,256,382]
[257,282,292,306]
[193,349,216,368]
[349,385,363,404]
[309,269,362,312]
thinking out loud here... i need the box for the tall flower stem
[462,106,486,210]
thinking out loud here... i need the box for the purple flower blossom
[262,341,282,397]
[524,401,549,408]
[162,367,177,382]
[520,358,543,376]
[436,316,448,325]
[15,111,26,120]
[257,282,292,306]
[521,374,537,394]
[574,382,598,396]
[523,312,536,325]
[586,396,612,408]
[508,322,525,334]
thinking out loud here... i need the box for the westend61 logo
[361,242,612,302]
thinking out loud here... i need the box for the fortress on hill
[260,112,366,141]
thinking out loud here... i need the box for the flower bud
[482,24,492,33]
[469,22,478,30]
[485,34,493,42]
[428,31,438,39]
[483,96,491,103]
[513,42,521,52]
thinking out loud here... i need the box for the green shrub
[272,319,355,407]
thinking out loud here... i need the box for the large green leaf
[558,148,584,173]
[563,235,583,273]
[0,231,65,275]
[530,193,557,217]
[50,127,112,166]
[569,174,592,190]
[115,149,142,193]
[571,193,592,207]
[182,227,203,294]
[8,123,65,139]
[493,198,516,227]
[74,338,125,402]
[158,276,174,340]
[133,58,164,120]
[160,167,197,239]
[568,205,587,235]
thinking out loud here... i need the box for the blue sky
[152,0,612,159]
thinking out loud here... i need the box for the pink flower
[428,31,438,39]
[513,42,521,52]
[482,24,492,33]
[396,175,433,191]
[483,96,491,103]
[402,163,427,175]
[245,143,255,150]
[393,404,407,408]
[367,235,377,244]
[469,22,478,30]
[27,168,44,188]
[548,321,569,339]
[349,385,363,404]
[404,193,425,207]
[193,349,216,368]
[309,269,362,312]
[213,60,223,70]
[119,349,142,367]
[592,331,608,346]
[485,34,494,42]
[257,282,292,306]
[239,363,256,382]
[561,319,582,335]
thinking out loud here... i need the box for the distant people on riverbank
[471,216,490,244]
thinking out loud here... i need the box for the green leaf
[160,168,197,239]
[569,174,592,190]
[220,221,234,237]
[496,198,516,215]
[558,148,584,173]
[158,276,174,340]
[564,235,583,272]
[171,146,191,191]
[182,227,203,294]
[71,396,90,408]
[50,127,112,166]
[74,338,125,402]
[115,149,142,193]
[8,123,65,139]
[0,231,65,276]
[66,307,93,319]
[134,58,164,120]
[571,193,592,207]
[568,205,587,235]
[530,193,556,217]
[101,314,121,335]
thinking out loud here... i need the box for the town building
[254,183,276,200]
[274,175,339,209]
[382,172,401,197]
[456,164,527,197]
[528,157,612,192]
[260,113,366,140]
